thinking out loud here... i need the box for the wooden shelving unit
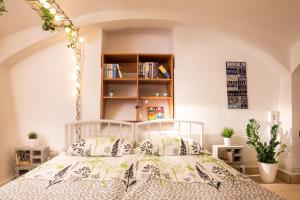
[101,53,174,121]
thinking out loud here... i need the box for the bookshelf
[101,53,174,121]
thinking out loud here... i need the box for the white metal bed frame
[65,120,135,149]
[135,119,204,146]
[65,119,204,149]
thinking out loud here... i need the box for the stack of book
[139,62,170,79]
[16,151,30,167]
[104,64,123,78]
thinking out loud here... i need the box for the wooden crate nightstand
[15,146,49,176]
[212,145,245,174]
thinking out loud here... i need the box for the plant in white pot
[221,127,234,146]
[28,132,38,147]
[246,119,286,183]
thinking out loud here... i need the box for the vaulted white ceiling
[1,0,300,48]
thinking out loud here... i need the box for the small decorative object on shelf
[147,107,165,120]
[163,92,168,97]
[147,107,156,120]
[28,131,39,147]
[155,107,165,119]
[155,92,160,97]
[15,146,49,176]
[221,127,234,146]
[246,119,286,183]
[212,145,245,174]
[109,90,114,97]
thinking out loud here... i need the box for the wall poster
[226,61,248,109]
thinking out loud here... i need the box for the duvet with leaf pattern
[0,153,283,200]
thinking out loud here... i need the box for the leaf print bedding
[0,152,283,200]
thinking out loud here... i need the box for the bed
[0,120,283,200]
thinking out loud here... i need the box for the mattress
[0,152,283,200]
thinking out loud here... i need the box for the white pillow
[138,136,204,156]
[67,136,134,157]
[67,139,86,156]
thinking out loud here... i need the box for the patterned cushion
[67,139,86,156]
[67,136,134,157]
[138,136,204,156]
[84,136,134,157]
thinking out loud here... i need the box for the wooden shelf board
[104,78,137,84]
[140,96,172,100]
[102,96,137,100]
[139,78,172,84]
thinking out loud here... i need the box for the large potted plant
[246,119,286,183]
[221,127,234,146]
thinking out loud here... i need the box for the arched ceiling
[1,0,300,47]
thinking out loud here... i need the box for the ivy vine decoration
[26,0,83,124]
[27,0,81,50]
[41,7,55,31]
[0,0,7,16]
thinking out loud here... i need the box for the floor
[250,175,300,200]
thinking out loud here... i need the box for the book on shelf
[158,65,171,79]
[16,151,30,167]
[139,62,170,79]
[104,64,122,78]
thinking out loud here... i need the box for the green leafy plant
[246,119,286,164]
[28,132,38,139]
[41,7,56,31]
[221,127,234,138]
[0,0,7,16]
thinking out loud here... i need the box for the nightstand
[212,145,245,174]
[15,146,49,176]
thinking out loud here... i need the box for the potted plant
[221,127,234,146]
[246,119,286,183]
[28,132,38,147]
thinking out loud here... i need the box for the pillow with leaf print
[84,136,134,157]
[67,138,86,156]
[138,136,204,156]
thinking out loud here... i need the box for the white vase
[28,139,38,147]
[258,162,278,183]
[223,138,231,146]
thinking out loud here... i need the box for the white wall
[7,25,287,168]
[9,30,102,151]
[292,68,300,171]
[102,28,173,53]
[0,67,19,185]
[173,26,282,166]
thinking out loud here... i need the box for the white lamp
[268,111,280,124]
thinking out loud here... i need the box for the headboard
[65,120,135,149]
[135,120,204,145]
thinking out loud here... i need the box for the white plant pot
[258,162,278,183]
[28,139,38,147]
[223,138,231,146]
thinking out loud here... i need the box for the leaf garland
[0,0,7,16]
[26,0,83,124]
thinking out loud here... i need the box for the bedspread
[0,153,284,200]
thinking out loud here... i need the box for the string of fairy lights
[26,0,84,123]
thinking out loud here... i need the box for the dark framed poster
[226,61,248,109]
